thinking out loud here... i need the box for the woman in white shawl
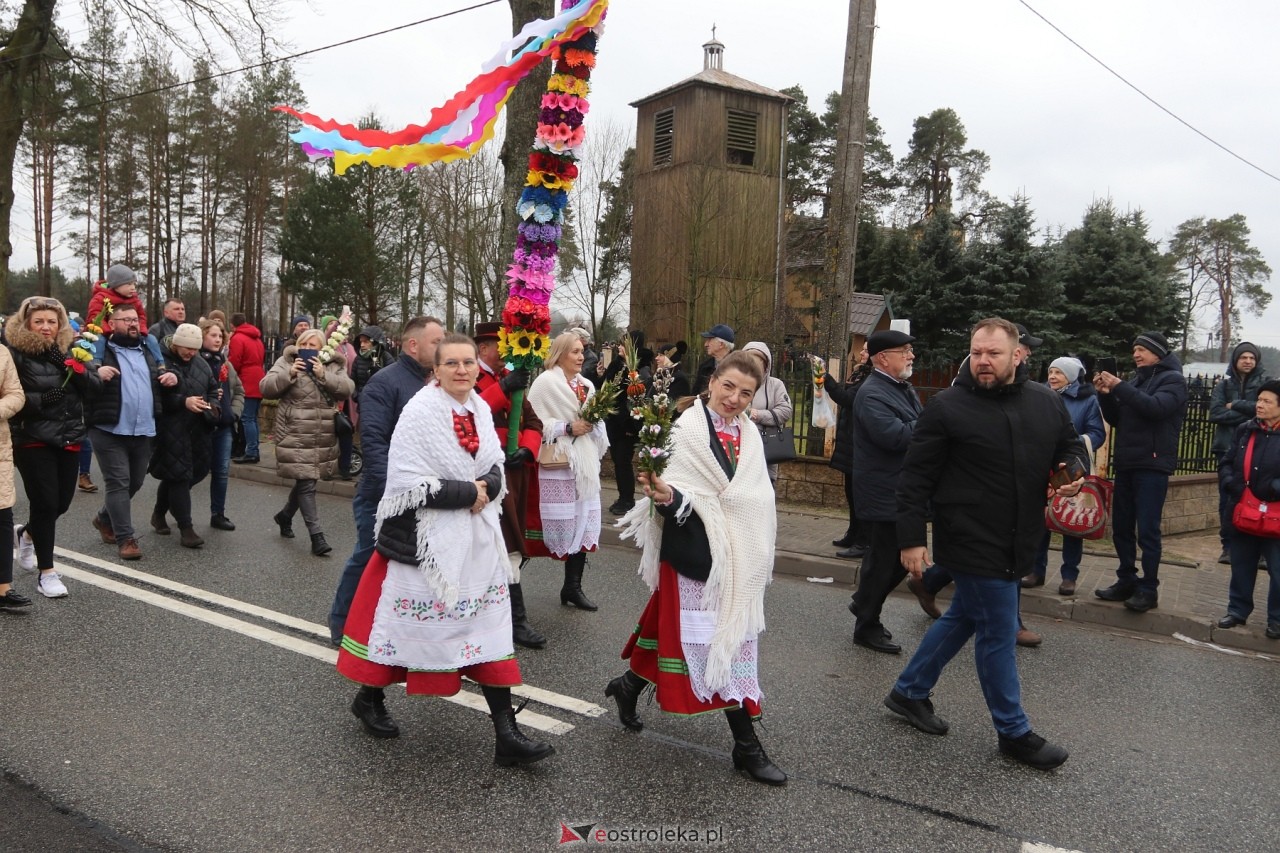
[336,333,553,767]
[610,351,787,786]
[527,332,609,610]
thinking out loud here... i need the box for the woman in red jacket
[228,313,266,464]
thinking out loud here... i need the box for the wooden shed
[627,35,792,345]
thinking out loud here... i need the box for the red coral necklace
[453,412,480,455]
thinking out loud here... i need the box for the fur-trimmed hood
[4,305,74,355]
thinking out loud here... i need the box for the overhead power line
[1019,0,1280,184]
[4,0,505,128]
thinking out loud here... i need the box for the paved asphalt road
[2,474,1278,852]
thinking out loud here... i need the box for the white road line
[1022,842,1086,853]
[52,559,579,734]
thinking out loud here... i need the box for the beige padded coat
[260,346,354,481]
[0,346,28,509]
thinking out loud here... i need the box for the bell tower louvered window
[653,108,674,166]
[726,109,758,168]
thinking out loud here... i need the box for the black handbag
[757,383,796,464]
[310,374,353,438]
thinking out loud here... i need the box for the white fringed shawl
[527,365,608,498]
[374,382,509,607]
[619,400,777,695]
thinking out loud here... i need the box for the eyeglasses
[880,346,914,356]
[111,316,140,325]
[23,297,61,310]
[440,359,478,371]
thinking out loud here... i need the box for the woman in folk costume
[527,332,609,610]
[336,334,554,767]
[609,351,786,786]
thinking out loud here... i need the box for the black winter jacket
[1219,420,1280,506]
[5,323,102,449]
[149,347,217,483]
[896,364,1085,579]
[1209,343,1267,457]
[1098,352,1188,475]
[375,464,503,564]
[356,353,433,501]
[851,370,923,522]
[827,362,874,474]
[87,336,167,428]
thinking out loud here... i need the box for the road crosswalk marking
[52,547,598,735]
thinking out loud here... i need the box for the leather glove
[505,446,534,467]
[499,368,530,394]
[40,388,66,407]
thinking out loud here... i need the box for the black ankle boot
[604,670,647,731]
[273,511,295,538]
[560,553,598,611]
[311,532,332,556]
[488,699,555,766]
[509,582,547,649]
[351,686,399,738]
[725,708,787,786]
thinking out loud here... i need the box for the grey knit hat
[105,264,136,290]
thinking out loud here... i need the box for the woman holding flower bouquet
[609,351,787,786]
[527,331,609,611]
[5,297,103,599]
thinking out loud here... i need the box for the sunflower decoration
[498,327,551,369]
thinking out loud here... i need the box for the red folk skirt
[621,562,761,718]
[336,552,521,695]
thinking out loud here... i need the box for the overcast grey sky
[21,0,1280,350]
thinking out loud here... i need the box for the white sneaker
[37,571,68,598]
[14,524,35,571]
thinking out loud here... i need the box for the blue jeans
[328,491,377,643]
[79,439,94,476]
[1111,469,1169,591]
[921,564,952,596]
[241,398,261,458]
[894,569,1030,738]
[210,425,233,515]
[1226,532,1280,626]
[1033,529,1083,582]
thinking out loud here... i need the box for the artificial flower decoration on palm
[319,305,354,364]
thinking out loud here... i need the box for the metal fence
[783,366,1224,478]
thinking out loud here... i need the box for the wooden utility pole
[823,0,876,361]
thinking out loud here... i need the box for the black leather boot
[509,582,547,649]
[484,686,554,766]
[151,509,171,535]
[178,526,204,549]
[604,670,647,731]
[725,707,787,786]
[311,532,332,556]
[560,553,598,610]
[273,511,295,539]
[351,685,399,738]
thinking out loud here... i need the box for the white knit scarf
[374,382,508,607]
[618,400,777,695]
[527,365,608,498]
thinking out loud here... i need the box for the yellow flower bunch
[498,328,550,366]
[524,169,574,192]
[546,74,589,97]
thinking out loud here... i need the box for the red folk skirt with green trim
[621,563,762,718]
[337,552,521,695]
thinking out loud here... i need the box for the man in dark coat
[327,317,444,647]
[1209,341,1266,563]
[1093,331,1188,612]
[886,318,1085,771]
[847,330,920,654]
[602,329,653,515]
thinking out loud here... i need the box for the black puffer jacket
[896,363,1085,579]
[1220,420,1280,506]
[1098,351,1188,474]
[1209,342,1267,457]
[4,318,102,449]
[149,346,217,482]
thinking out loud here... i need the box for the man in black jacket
[847,330,920,654]
[886,318,1085,771]
[1093,331,1188,612]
